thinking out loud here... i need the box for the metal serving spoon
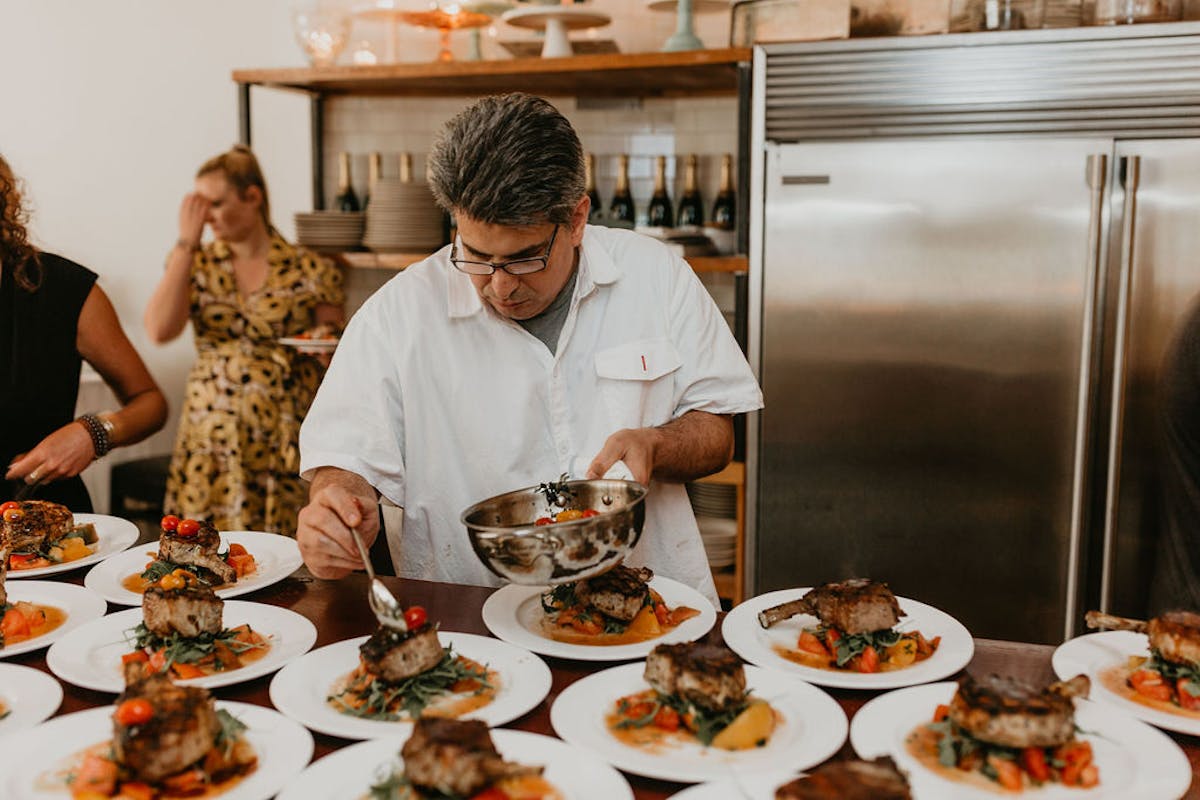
[349,526,407,633]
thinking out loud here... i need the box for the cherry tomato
[175,518,201,537]
[581,509,601,518]
[0,501,19,513]
[160,515,180,532]
[2,507,22,523]
[534,517,553,526]
[405,606,428,629]
[115,698,154,726]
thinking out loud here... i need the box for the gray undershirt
[517,268,578,354]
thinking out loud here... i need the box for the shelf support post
[237,83,252,147]
[310,93,325,211]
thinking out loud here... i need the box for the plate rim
[481,575,718,662]
[849,680,1192,799]
[275,727,634,800]
[45,600,318,693]
[0,581,108,659]
[721,587,975,689]
[1052,629,1200,737]
[549,661,848,784]
[267,629,552,741]
[0,663,64,741]
[82,530,303,606]
[5,513,139,580]
[0,699,314,800]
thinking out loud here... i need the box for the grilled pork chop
[775,757,912,800]
[1087,609,1200,667]
[2,500,73,553]
[158,521,236,585]
[113,672,221,783]
[142,581,223,638]
[401,718,541,797]
[949,673,1090,749]
[644,642,747,713]
[574,565,653,622]
[758,578,903,634]
[360,623,444,682]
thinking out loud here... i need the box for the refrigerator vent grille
[762,25,1200,141]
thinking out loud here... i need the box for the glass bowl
[293,8,352,67]
[461,478,647,585]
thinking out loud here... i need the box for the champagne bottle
[365,151,382,209]
[676,154,704,227]
[609,154,635,225]
[711,154,736,231]
[647,156,674,228]
[399,152,413,184]
[334,152,360,212]
[585,153,603,223]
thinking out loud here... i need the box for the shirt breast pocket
[594,338,682,430]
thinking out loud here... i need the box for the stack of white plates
[688,481,737,569]
[696,515,737,568]
[363,178,445,253]
[294,211,365,251]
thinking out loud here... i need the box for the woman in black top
[0,154,167,509]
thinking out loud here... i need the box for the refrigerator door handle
[1065,153,1110,640]
[1099,154,1142,613]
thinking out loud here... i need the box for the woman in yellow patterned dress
[145,146,344,534]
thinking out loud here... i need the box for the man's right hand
[297,468,380,579]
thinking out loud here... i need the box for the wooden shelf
[232,48,750,98]
[333,251,747,274]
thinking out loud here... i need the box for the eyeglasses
[450,225,559,276]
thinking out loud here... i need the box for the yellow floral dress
[164,233,344,534]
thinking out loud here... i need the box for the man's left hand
[587,427,662,486]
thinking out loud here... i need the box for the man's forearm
[309,466,378,502]
[651,411,734,483]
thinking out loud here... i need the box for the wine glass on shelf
[292,5,352,67]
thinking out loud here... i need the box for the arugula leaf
[139,559,181,583]
[124,622,267,672]
[329,649,492,721]
[214,709,247,756]
[541,583,578,612]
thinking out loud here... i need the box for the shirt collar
[445,225,622,319]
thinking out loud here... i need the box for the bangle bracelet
[76,413,112,458]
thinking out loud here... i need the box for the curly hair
[0,155,41,292]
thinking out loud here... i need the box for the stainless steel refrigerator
[747,23,1200,643]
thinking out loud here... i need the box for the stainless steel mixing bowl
[461,478,647,585]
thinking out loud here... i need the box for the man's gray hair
[427,93,585,227]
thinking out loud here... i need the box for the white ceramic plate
[0,664,63,743]
[550,662,848,784]
[668,770,801,799]
[278,336,338,352]
[0,700,313,800]
[6,513,139,579]
[0,582,106,659]
[83,530,303,606]
[45,600,317,693]
[850,682,1191,799]
[1053,630,1200,737]
[482,576,717,662]
[722,588,975,690]
[268,630,551,740]
[276,728,633,800]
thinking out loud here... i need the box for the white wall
[0,1,312,505]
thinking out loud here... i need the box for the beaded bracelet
[76,413,112,458]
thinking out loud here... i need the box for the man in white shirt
[297,93,762,605]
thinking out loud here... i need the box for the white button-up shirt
[300,225,763,605]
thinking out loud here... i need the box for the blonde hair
[196,145,272,231]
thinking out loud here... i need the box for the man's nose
[489,269,520,299]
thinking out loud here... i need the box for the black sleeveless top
[0,252,97,510]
